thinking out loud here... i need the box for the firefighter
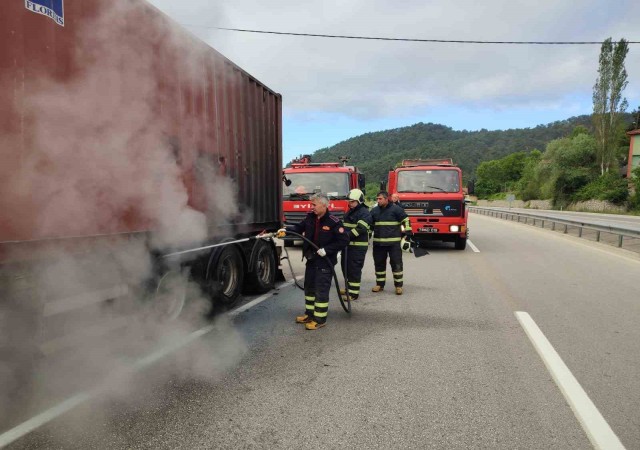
[339,188,372,301]
[370,191,411,295]
[277,193,349,330]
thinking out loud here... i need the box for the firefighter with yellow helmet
[339,188,373,301]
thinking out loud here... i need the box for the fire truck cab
[282,155,365,237]
[387,158,469,250]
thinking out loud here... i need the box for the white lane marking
[515,312,625,450]
[467,239,480,253]
[0,278,302,448]
[0,393,92,448]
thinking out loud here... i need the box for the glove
[317,248,327,257]
[276,228,287,238]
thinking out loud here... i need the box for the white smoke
[0,0,249,435]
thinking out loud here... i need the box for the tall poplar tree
[592,38,629,174]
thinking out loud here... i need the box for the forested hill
[309,115,594,183]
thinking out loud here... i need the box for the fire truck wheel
[454,236,467,250]
[245,240,276,294]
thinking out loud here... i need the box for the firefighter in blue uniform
[370,191,411,295]
[340,189,372,301]
[278,193,349,330]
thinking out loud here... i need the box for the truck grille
[402,200,463,217]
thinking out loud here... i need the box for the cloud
[147,0,640,120]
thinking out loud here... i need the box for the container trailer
[0,0,283,370]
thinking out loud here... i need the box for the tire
[454,236,467,250]
[152,269,188,320]
[244,240,276,294]
[207,245,244,310]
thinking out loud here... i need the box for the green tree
[592,38,629,175]
[517,150,543,201]
[543,134,599,207]
[575,172,629,204]
[571,125,589,138]
[474,151,529,198]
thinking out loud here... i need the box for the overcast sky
[147,0,639,164]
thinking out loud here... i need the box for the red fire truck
[282,156,365,241]
[386,159,469,250]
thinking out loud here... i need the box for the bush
[629,167,640,211]
[574,172,629,204]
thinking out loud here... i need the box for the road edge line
[514,311,625,450]
[0,278,300,447]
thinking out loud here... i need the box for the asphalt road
[4,213,639,449]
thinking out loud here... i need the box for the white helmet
[400,236,413,253]
[347,188,364,204]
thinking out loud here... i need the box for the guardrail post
[541,220,544,228]
[533,218,536,226]
[618,235,623,247]
[596,231,600,242]
[564,224,568,234]
[551,222,555,231]
[517,216,520,222]
[578,227,583,237]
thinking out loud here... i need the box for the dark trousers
[340,246,367,298]
[303,259,334,323]
[373,244,403,288]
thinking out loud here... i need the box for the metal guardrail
[470,206,640,252]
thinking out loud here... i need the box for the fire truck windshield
[397,169,460,193]
[282,172,350,199]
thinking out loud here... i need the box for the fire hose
[260,230,351,314]
[161,231,352,314]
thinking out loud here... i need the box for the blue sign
[25,0,64,26]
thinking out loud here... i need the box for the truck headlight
[449,225,460,232]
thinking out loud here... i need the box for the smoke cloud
[0,0,248,436]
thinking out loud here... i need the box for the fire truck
[282,156,365,242]
[386,159,469,250]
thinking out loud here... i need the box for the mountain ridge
[306,115,595,183]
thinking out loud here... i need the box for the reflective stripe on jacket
[343,203,373,247]
[370,203,410,246]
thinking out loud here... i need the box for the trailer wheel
[245,240,276,294]
[153,269,188,320]
[208,245,244,309]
